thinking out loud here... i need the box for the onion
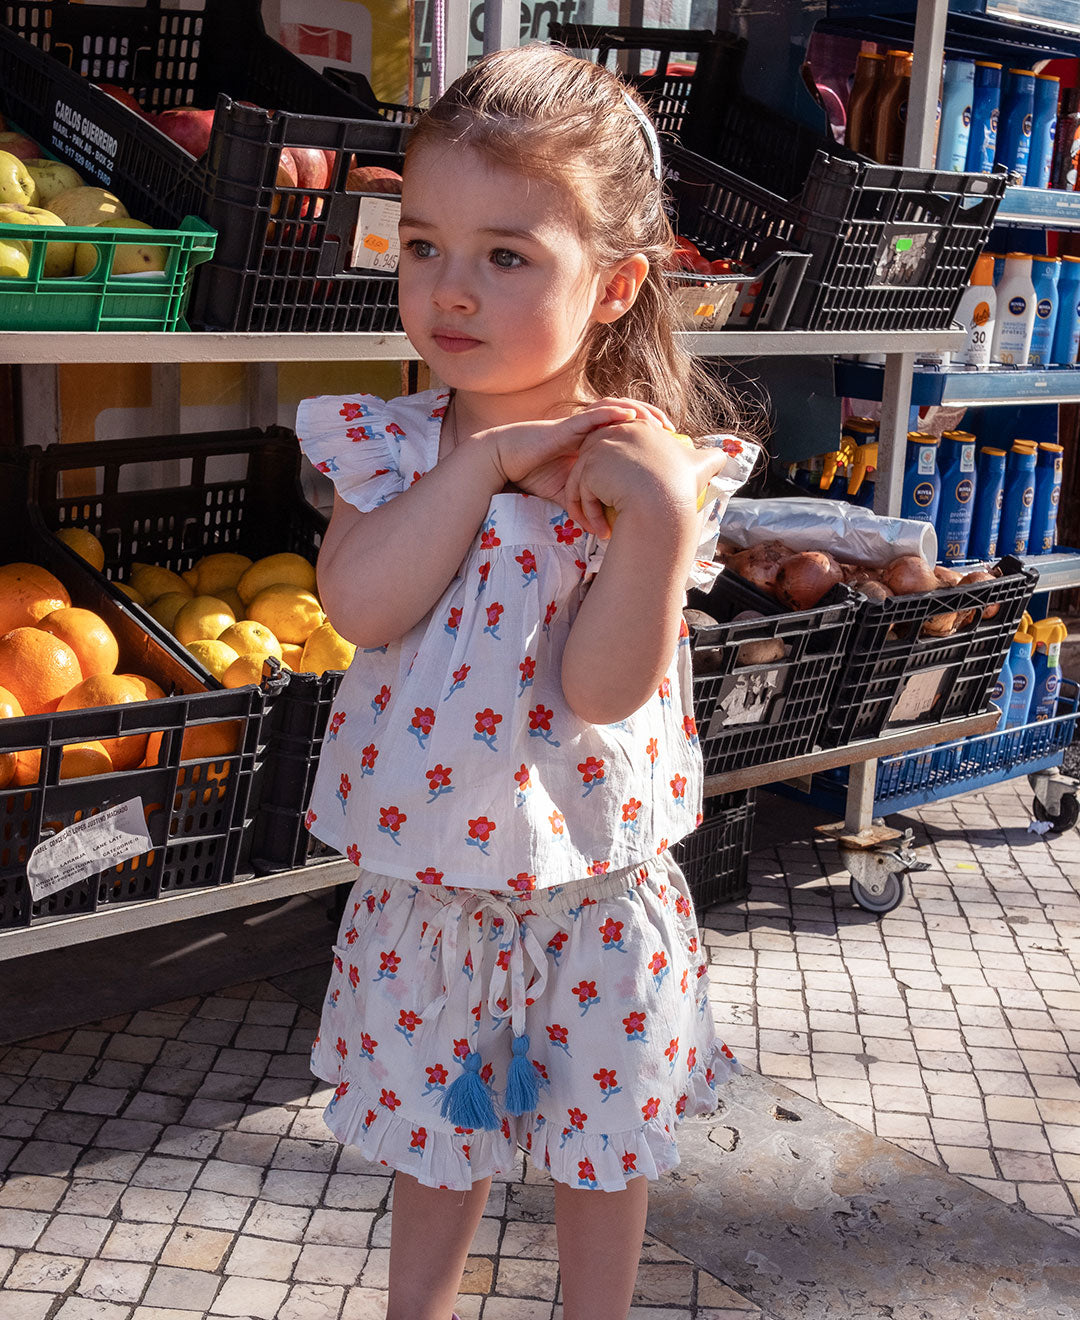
[921,610,959,638]
[683,609,720,631]
[732,610,787,665]
[854,579,893,603]
[881,555,939,596]
[727,540,792,595]
[934,566,963,587]
[774,551,844,610]
[715,538,741,560]
[956,569,1001,624]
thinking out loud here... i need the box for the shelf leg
[904,0,949,169]
[874,352,915,520]
[845,757,878,833]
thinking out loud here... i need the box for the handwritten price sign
[351,198,400,273]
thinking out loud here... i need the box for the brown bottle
[845,51,885,154]
[871,49,913,165]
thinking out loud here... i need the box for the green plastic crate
[0,215,216,331]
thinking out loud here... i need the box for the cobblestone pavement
[1,774,1078,1317]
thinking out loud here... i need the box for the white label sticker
[350,196,401,273]
[960,444,975,473]
[918,446,936,475]
[27,798,153,904]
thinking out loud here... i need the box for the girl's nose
[431,263,477,313]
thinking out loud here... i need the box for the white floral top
[295,389,757,892]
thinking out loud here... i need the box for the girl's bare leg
[554,1175,649,1320]
[386,1171,492,1320]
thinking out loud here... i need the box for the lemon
[246,584,325,645]
[216,587,244,620]
[147,591,191,632]
[221,653,274,689]
[185,639,240,681]
[298,621,356,675]
[114,582,146,606]
[182,567,199,589]
[130,562,194,605]
[55,527,105,572]
[280,642,304,670]
[237,552,317,606]
[193,552,253,597]
[217,620,282,661]
[172,595,236,645]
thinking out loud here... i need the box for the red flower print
[477,562,491,588]
[549,809,564,836]
[379,950,401,975]
[514,764,531,790]
[548,930,568,954]
[658,676,671,701]
[346,844,361,866]
[453,1038,470,1060]
[649,951,667,976]
[427,1064,448,1086]
[655,838,669,854]
[430,403,448,420]
[642,1096,661,1121]
[410,1128,427,1151]
[599,918,624,945]
[446,606,462,631]
[687,1047,697,1071]
[567,1106,587,1130]
[345,424,372,442]
[680,969,688,994]
[328,711,346,736]
[547,1024,569,1045]
[670,774,687,800]
[665,1037,680,1063]
[594,1067,618,1090]
[721,1043,735,1060]
[578,1158,596,1184]
[452,663,470,685]
[411,707,436,735]
[335,1036,348,1060]
[721,436,744,456]
[416,867,444,885]
[647,737,659,764]
[426,764,452,791]
[480,526,501,549]
[338,772,351,799]
[361,1033,377,1056]
[623,1152,638,1173]
[467,816,496,843]
[398,1010,423,1033]
[379,805,406,832]
[578,757,605,785]
[372,684,391,713]
[364,1109,377,1128]
[475,708,502,735]
[379,1089,401,1111]
[529,705,553,731]
[348,965,359,990]
[516,548,537,576]
[519,655,535,684]
[361,743,378,770]
[621,798,642,822]
[485,602,503,628]
[339,401,364,420]
[555,519,583,544]
[544,599,558,627]
[572,980,598,1004]
[507,872,536,894]
[623,1011,646,1036]
[675,893,691,918]
[334,1080,349,1101]
[683,714,698,740]
[304,808,317,829]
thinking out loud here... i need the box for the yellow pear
[48,185,128,227]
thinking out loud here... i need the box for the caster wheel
[1032,793,1079,835]
[849,873,906,915]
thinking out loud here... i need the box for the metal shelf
[0,858,357,961]
[821,7,1080,62]
[0,327,966,365]
[836,358,1080,406]
[1024,549,1080,594]
[995,186,1080,230]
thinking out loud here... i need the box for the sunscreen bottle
[990,253,1036,365]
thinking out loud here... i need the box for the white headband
[622,91,662,180]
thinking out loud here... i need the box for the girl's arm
[560,422,725,725]
[317,405,637,647]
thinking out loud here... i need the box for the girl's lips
[432,332,482,353]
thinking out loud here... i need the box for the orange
[0,628,83,714]
[13,748,40,785]
[180,719,242,761]
[0,562,70,604]
[121,674,166,700]
[54,528,105,572]
[56,672,147,771]
[60,740,113,779]
[0,683,24,789]
[36,607,119,678]
[0,577,70,635]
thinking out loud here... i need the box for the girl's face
[397,142,615,416]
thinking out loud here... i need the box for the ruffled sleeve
[295,393,407,515]
[584,434,761,590]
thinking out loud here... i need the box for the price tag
[350,197,401,273]
[27,798,153,903]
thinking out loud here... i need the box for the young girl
[297,42,759,1320]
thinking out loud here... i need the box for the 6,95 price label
[351,197,401,273]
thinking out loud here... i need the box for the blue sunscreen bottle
[1006,631,1036,727]
[935,430,978,563]
[990,649,1012,731]
[900,432,941,527]
[995,68,1036,181]
[1027,74,1060,188]
[937,58,975,171]
[966,62,1002,172]
[1029,442,1064,554]
[999,440,1038,557]
[1028,256,1060,365]
[1032,618,1067,720]
[968,446,1007,560]
[1051,255,1080,365]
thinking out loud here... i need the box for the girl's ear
[592,254,649,324]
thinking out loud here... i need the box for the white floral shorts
[310,852,741,1192]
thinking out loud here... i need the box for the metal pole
[482,0,519,54]
[441,0,470,89]
[903,0,949,169]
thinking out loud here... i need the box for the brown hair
[405,42,761,442]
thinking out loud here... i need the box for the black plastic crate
[0,456,285,930]
[685,571,855,778]
[0,0,414,332]
[29,427,341,875]
[670,790,754,909]
[822,557,1038,748]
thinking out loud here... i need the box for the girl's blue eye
[491,249,525,269]
[404,238,437,259]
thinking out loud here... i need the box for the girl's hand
[479,404,637,489]
[563,421,731,538]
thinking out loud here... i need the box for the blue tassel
[504,1033,539,1117]
[440,1051,499,1131]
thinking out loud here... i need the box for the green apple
[0,237,30,278]
[74,218,166,277]
[24,158,83,207]
[0,204,74,277]
[0,150,35,207]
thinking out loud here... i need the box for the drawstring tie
[420,891,551,1130]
